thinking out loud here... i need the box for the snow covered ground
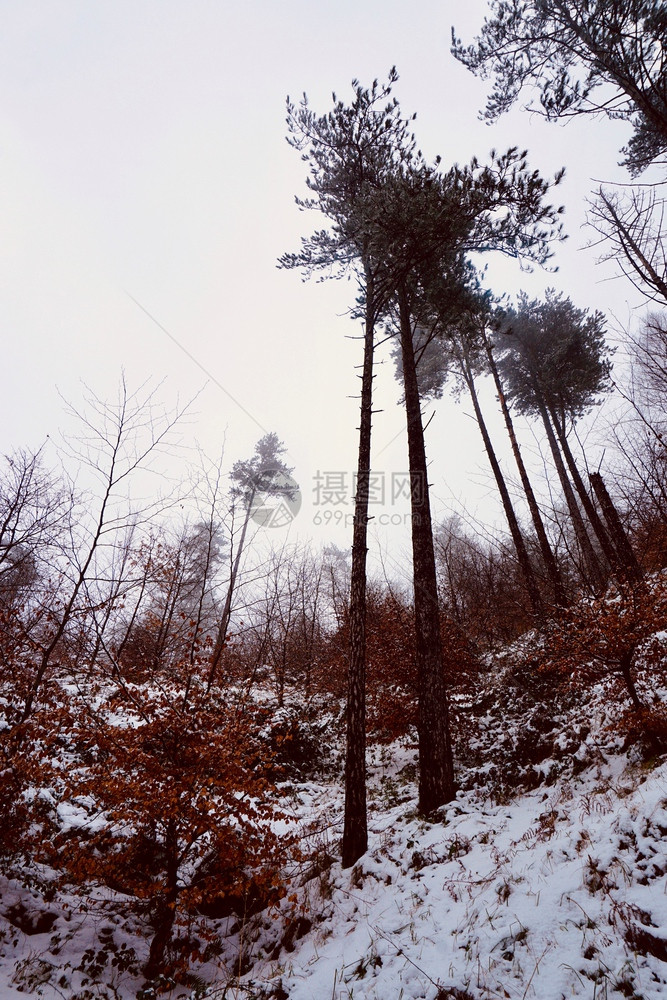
[2,688,667,999]
[252,744,667,1000]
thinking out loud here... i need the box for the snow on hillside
[1,682,667,999]
[246,743,667,999]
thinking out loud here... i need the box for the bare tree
[588,187,667,307]
[0,446,70,606]
[17,378,192,723]
[607,313,667,566]
[434,515,535,649]
[245,542,327,708]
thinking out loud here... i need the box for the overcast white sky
[0,1,648,580]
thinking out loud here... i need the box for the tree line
[281,0,667,867]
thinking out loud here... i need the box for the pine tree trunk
[549,410,620,574]
[460,346,544,618]
[484,336,566,606]
[144,825,179,982]
[342,273,376,869]
[589,471,643,582]
[398,285,455,814]
[618,650,643,711]
[534,387,607,591]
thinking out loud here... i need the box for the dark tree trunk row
[459,343,544,618]
[534,388,608,591]
[484,334,566,606]
[590,471,643,583]
[549,410,621,574]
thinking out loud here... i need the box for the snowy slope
[1,687,667,999]
[236,736,667,1000]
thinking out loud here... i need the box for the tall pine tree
[281,71,417,866]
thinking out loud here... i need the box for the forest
[2,2,667,998]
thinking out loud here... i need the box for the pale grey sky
[0,1,647,575]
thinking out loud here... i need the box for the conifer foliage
[452,0,667,176]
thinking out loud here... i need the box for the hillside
[2,653,667,1000]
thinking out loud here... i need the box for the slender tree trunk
[207,502,252,694]
[459,348,544,618]
[152,559,184,673]
[589,471,643,582]
[534,387,607,591]
[484,336,566,606]
[549,409,620,573]
[618,651,643,711]
[342,270,375,868]
[398,285,455,814]
[277,662,285,708]
[144,823,179,982]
